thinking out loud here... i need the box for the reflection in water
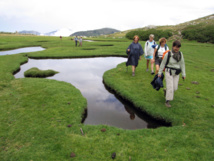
[0,47,45,56]
[14,57,170,129]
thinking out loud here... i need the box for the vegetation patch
[24,67,59,78]
[98,44,114,46]
[81,47,96,50]
[37,40,49,42]
[125,29,173,41]
[182,24,214,43]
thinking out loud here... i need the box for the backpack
[146,41,156,46]
[155,44,168,58]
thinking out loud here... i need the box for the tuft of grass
[24,67,59,78]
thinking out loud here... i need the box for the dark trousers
[75,41,78,46]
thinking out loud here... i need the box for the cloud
[0,0,214,33]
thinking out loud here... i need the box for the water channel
[14,57,170,129]
[0,47,45,56]
[1,46,169,129]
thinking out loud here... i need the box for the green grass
[24,67,59,78]
[0,34,214,160]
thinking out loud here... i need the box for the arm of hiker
[152,48,157,63]
[144,43,147,56]
[140,45,144,56]
[139,45,144,60]
[180,52,186,78]
[158,53,168,76]
[126,44,131,54]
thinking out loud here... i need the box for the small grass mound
[24,67,59,78]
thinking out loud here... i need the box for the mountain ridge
[70,28,120,37]
[106,14,214,38]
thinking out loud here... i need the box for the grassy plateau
[0,34,214,160]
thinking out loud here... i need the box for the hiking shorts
[145,55,153,60]
[155,57,162,66]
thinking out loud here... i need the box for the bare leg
[147,60,149,69]
[151,60,154,72]
[132,66,135,73]
[155,65,159,74]
[132,66,136,76]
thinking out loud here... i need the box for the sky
[0,0,214,34]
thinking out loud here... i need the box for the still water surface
[15,57,168,129]
[0,47,45,56]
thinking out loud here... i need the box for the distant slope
[19,30,40,35]
[70,28,120,37]
[107,14,214,38]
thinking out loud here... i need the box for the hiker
[126,35,144,76]
[79,36,83,47]
[74,36,78,47]
[158,40,186,108]
[152,37,169,74]
[144,34,156,75]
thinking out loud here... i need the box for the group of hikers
[74,36,83,47]
[126,35,186,108]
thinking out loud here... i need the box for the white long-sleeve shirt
[144,40,156,56]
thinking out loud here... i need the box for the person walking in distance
[79,36,83,47]
[144,34,156,75]
[126,35,144,76]
[74,36,78,47]
[152,38,169,74]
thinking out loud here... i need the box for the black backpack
[155,44,168,58]
[165,51,182,75]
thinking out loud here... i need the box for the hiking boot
[165,101,171,108]
[132,72,135,77]
[151,71,154,75]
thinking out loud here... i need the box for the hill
[106,14,214,38]
[70,28,120,37]
[18,30,40,35]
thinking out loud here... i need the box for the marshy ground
[0,35,213,160]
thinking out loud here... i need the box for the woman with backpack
[152,37,169,74]
[126,35,144,76]
[158,40,186,108]
[144,34,156,75]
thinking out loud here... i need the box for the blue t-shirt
[149,41,154,47]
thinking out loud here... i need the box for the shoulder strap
[165,51,171,67]
[147,41,149,46]
[155,45,160,57]
[165,44,167,50]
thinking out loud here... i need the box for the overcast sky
[0,0,214,33]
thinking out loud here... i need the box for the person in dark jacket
[126,35,144,76]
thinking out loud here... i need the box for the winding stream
[14,57,169,129]
[0,47,45,56]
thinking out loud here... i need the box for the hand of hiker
[158,75,161,77]
[127,49,130,52]
[139,56,141,60]
[182,77,186,80]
